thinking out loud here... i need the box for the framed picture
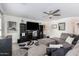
[52,24,57,29]
[58,22,65,30]
[7,21,17,33]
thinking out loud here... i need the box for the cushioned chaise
[28,44,47,56]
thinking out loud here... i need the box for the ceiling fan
[43,9,61,19]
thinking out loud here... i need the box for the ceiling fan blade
[52,9,60,14]
[53,14,61,16]
[49,10,53,13]
[43,12,49,14]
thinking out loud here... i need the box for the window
[0,15,2,38]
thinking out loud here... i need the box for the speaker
[20,23,26,33]
[19,23,27,43]
[39,25,43,38]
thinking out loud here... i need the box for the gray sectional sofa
[27,33,79,56]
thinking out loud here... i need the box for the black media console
[18,22,44,43]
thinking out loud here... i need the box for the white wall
[72,17,79,35]
[43,17,75,38]
[3,14,42,43]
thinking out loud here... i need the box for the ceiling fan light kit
[48,15,53,19]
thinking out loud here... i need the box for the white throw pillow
[49,44,63,48]
[65,36,74,44]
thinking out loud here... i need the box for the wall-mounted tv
[26,22,39,30]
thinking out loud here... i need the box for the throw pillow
[49,44,63,48]
[65,36,74,44]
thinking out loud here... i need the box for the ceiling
[0,3,79,20]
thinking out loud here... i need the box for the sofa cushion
[38,38,56,45]
[62,42,72,48]
[51,47,71,56]
[49,38,72,48]
[56,39,65,44]
[60,33,69,41]
[28,44,47,56]
[50,37,64,44]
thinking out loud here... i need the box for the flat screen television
[27,22,39,30]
